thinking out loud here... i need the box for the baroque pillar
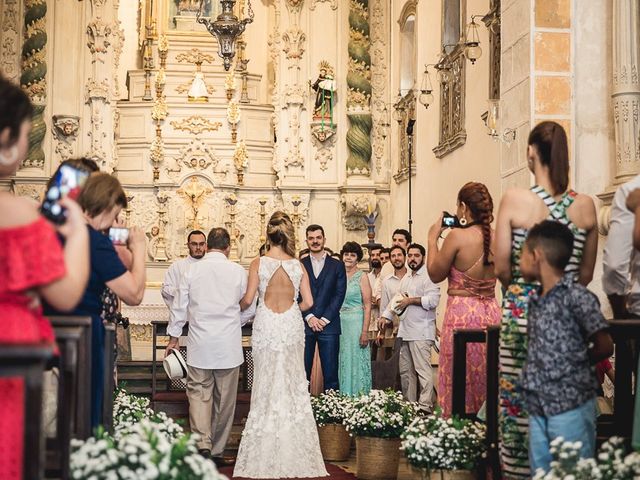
[346,0,372,177]
[612,0,640,185]
[21,0,48,169]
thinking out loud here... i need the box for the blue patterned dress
[338,270,372,396]
[499,186,587,479]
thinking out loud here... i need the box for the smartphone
[441,211,460,228]
[108,227,129,246]
[41,164,90,224]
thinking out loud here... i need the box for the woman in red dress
[0,77,89,479]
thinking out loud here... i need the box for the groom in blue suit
[301,224,347,391]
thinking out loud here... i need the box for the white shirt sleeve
[161,263,178,308]
[603,186,634,296]
[238,269,256,326]
[167,266,190,338]
[419,275,441,311]
[380,280,393,320]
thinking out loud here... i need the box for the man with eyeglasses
[162,230,207,310]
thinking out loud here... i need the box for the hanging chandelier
[197,0,254,71]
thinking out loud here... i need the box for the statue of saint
[310,61,336,125]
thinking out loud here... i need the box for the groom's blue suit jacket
[301,255,347,336]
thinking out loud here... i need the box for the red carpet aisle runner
[219,463,356,480]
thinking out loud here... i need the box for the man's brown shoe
[212,456,236,468]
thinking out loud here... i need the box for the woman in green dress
[338,241,372,396]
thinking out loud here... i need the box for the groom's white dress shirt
[161,255,203,316]
[168,251,252,370]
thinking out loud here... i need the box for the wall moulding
[170,115,223,135]
[309,0,337,10]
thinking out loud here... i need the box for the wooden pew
[46,315,92,479]
[451,325,501,480]
[596,319,640,444]
[0,343,54,480]
[102,323,116,433]
[371,336,402,390]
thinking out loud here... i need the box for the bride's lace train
[234,258,328,478]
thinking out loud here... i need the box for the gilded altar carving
[0,0,20,82]
[176,81,215,96]
[340,194,377,231]
[310,0,337,10]
[11,182,44,202]
[282,28,306,64]
[227,102,241,143]
[176,48,215,66]
[233,141,249,185]
[177,175,214,232]
[87,17,112,61]
[165,137,229,182]
[170,115,223,135]
[370,0,389,175]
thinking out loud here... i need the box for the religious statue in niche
[310,61,337,125]
[169,0,217,31]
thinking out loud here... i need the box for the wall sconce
[434,47,454,83]
[484,99,517,144]
[419,65,435,109]
[464,15,482,64]
[392,90,406,123]
[197,0,254,71]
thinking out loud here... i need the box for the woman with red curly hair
[427,182,501,418]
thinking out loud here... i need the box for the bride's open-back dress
[234,257,328,478]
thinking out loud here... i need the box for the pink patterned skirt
[438,294,501,417]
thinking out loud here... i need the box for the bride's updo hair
[267,211,296,258]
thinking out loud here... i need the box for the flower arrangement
[532,436,640,479]
[343,389,417,438]
[310,389,353,427]
[112,389,184,441]
[401,413,486,471]
[70,389,223,479]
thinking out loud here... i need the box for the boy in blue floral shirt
[519,221,613,474]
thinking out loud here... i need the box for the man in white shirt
[380,244,441,413]
[161,230,207,310]
[373,228,412,304]
[166,228,253,465]
[367,245,383,337]
[378,246,408,338]
[603,174,640,318]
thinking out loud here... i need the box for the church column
[611,0,640,185]
[84,0,120,173]
[21,0,48,170]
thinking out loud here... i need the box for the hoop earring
[0,146,18,166]
[459,217,468,226]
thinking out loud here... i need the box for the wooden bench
[0,343,54,480]
[371,336,402,390]
[46,315,92,479]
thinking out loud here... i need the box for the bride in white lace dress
[234,212,328,478]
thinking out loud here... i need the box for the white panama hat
[163,349,188,380]
[390,293,409,318]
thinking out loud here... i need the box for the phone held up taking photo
[108,227,129,246]
[441,211,460,228]
[41,164,90,224]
